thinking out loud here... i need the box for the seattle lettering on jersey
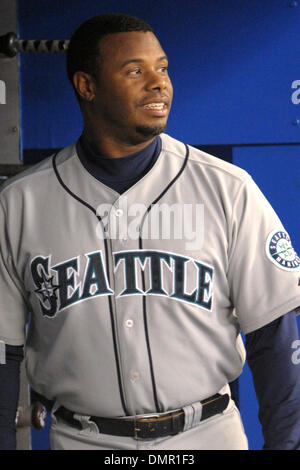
[30,250,214,317]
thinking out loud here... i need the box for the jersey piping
[138,143,190,412]
[52,142,190,415]
[52,151,128,415]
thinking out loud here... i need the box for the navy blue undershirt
[0,136,299,449]
[76,134,162,194]
[246,311,300,449]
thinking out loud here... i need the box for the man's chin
[136,123,167,138]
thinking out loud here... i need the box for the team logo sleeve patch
[266,229,300,271]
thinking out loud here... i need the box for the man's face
[90,31,173,144]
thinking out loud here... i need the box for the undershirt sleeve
[245,309,300,450]
[0,345,24,450]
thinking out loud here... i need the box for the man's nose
[145,71,168,92]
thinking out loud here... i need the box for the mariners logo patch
[266,230,300,271]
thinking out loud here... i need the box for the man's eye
[129,68,142,75]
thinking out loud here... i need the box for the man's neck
[82,127,155,159]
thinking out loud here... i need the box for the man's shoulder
[161,133,250,183]
[0,144,76,199]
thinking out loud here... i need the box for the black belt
[54,393,230,440]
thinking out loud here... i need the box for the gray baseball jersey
[0,133,299,417]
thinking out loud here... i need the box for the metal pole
[0,32,69,57]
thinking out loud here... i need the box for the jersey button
[125,319,134,328]
[115,209,123,217]
[130,372,140,383]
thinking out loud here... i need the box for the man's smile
[142,102,169,116]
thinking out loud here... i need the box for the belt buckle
[133,414,160,440]
[134,423,142,440]
[133,417,144,441]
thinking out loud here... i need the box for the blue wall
[19,0,300,149]
[17,0,300,451]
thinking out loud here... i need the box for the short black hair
[66,13,154,88]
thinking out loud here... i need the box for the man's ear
[72,71,96,102]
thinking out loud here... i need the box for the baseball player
[0,13,300,450]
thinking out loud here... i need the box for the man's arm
[0,345,23,450]
[245,310,300,450]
